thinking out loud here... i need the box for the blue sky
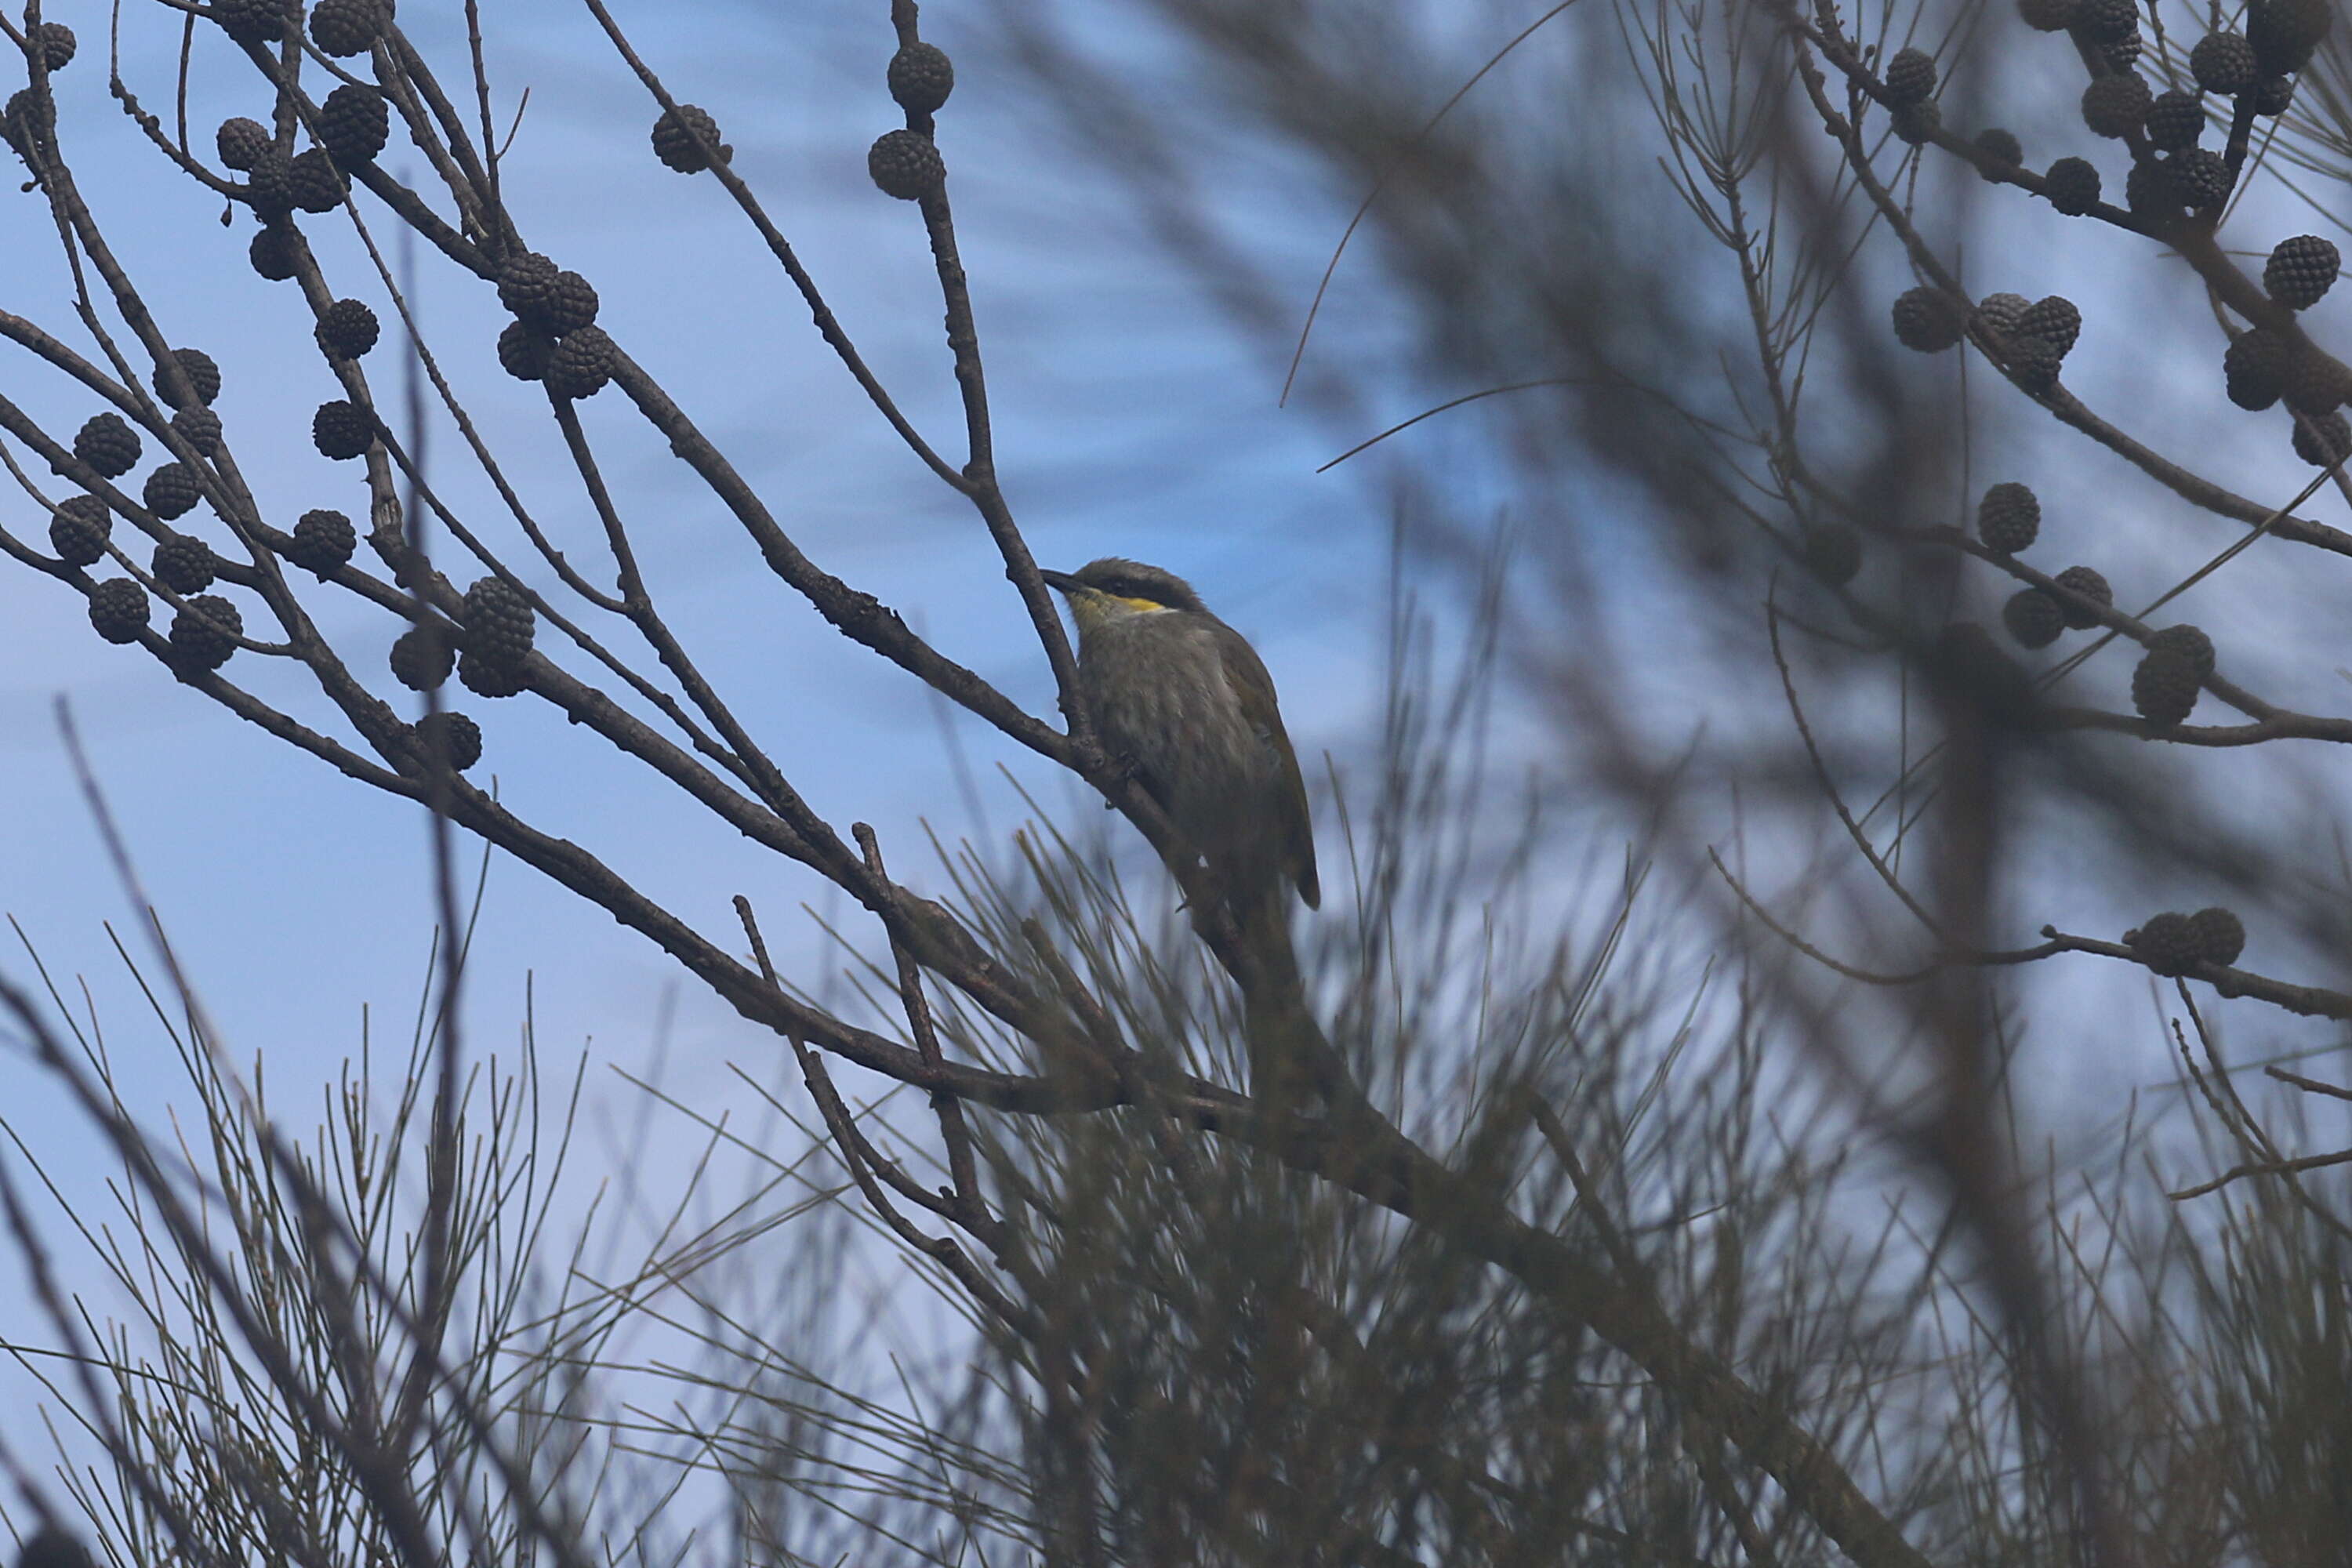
[0,2,1422,1491]
[1,0,1400,1133]
[8,0,2352,1542]
[5,0,2347,1292]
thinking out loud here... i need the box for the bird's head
[1040,558,1207,632]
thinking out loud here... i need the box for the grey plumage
[1043,558,1319,913]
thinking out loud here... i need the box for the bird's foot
[1102,751,1144,804]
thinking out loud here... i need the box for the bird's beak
[1040,568,1080,594]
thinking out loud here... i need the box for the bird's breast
[1078,616,1279,837]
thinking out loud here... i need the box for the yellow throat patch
[1067,590,1170,631]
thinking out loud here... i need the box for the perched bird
[1041,558,1319,915]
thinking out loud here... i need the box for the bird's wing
[1216,623,1320,909]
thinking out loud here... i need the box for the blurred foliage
[5,1,2352,1566]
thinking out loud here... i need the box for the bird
[1040,558,1319,916]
